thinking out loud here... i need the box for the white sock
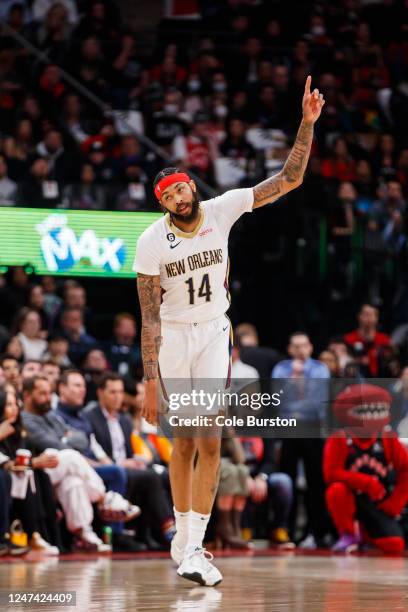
[187,511,210,550]
[173,507,191,549]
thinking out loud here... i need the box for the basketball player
[134,76,325,586]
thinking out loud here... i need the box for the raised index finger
[305,75,312,95]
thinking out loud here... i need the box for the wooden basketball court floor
[1,550,408,611]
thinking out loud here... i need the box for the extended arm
[137,273,162,424]
[253,76,325,209]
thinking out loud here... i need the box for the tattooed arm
[137,273,162,423]
[253,76,325,210]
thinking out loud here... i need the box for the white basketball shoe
[177,546,223,586]
[170,534,185,565]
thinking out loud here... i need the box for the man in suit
[84,372,175,547]
[21,376,140,552]
[55,368,144,552]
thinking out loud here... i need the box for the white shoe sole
[177,568,222,587]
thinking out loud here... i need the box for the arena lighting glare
[0,207,161,278]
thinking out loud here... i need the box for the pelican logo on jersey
[165,248,223,278]
[198,228,213,237]
[36,214,126,273]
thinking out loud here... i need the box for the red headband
[154,172,191,201]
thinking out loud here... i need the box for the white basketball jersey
[133,188,253,323]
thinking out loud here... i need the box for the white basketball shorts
[159,313,232,390]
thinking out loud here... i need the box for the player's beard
[169,192,200,224]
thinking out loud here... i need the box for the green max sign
[0,207,161,278]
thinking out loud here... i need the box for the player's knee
[325,482,350,508]
[173,438,197,462]
[375,536,405,554]
[198,438,221,461]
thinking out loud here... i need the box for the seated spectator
[27,284,50,332]
[84,140,114,184]
[328,181,355,299]
[84,373,176,548]
[82,349,109,402]
[43,334,71,367]
[229,340,259,393]
[321,137,357,182]
[115,162,147,211]
[0,384,60,554]
[251,85,282,129]
[32,2,71,65]
[36,129,75,184]
[0,400,28,556]
[63,282,91,322]
[218,118,258,185]
[38,63,67,109]
[325,384,408,554]
[21,375,140,552]
[234,322,282,380]
[17,158,61,208]
[13,308,47,362]
[62,93,91,145]
[344,304,391,377]
[0,155,17,206]
[148,89,188,157]
[125,380,173,467]
[21,360,42,382]
[32,0,79,26]
[74,0,117,41]
[41,276,63,322]
[371,180,406,229]
[0,355,21,392]
[3,119,34,181]
[318,350,340,377]
[172,111,217,182]
[54,369,144,552]
[240,436,295,549]
[60,307,97,365]
[216,436,253,550]
[41,360,61,409]
[272,332,330,548]
[62,163,106,210]
[105,313,141,377]
[73,36,108,100]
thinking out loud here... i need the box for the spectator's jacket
[63,331,97,366]
[104,339,142,377]
[55,402,95,460]
[21,410,88,455]
[83,403,133,461]
[343,329,390,377]
[271,358,330,421]
[324,431,408,517]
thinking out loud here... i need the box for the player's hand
[364,476,386,502]
[142,379,159,426]
[302,76,325,124]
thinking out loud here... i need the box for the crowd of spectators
[0,0,406,319]
[1,0,408,557]
[1,268,408,554]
